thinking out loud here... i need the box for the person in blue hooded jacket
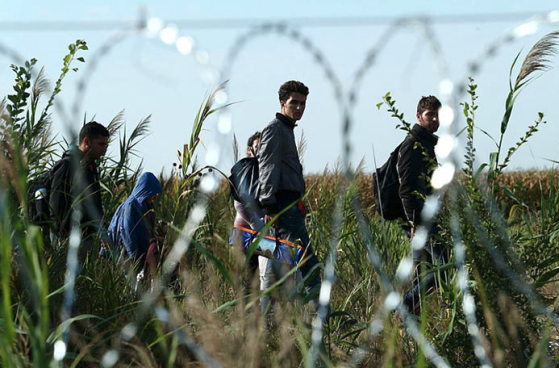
[106,172,163,270]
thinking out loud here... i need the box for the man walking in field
[397,95,448,315]
[50,121,110,261]
[231,131,277,315]
[257,80,324,314]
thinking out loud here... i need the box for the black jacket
[397,124,438,226]
[49,147,104,238]
[257,113,306,214]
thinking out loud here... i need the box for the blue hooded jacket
[107,172,162,260]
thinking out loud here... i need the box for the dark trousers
[403,225,449,314]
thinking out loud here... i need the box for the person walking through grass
[397,95,449,315]
[257,80,326,320]
[49,121,110,261]
[231,131,278,315]
[105,172,163,284]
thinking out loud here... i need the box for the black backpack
[229,157,261,207]
[27,160,64,225]
[373,143,406,221]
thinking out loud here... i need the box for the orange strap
[233,226,304,250]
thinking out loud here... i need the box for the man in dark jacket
[49,121,109,257]
[397,95,447,314]
[257,80,323,301]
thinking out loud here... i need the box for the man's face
[246,138,260,157]
[280,92,307,122]
[417,108,439,133]
[84,136,109,161]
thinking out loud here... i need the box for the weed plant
[2,32,559,368]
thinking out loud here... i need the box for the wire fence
[2,9,559,367]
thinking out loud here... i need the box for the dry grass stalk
[515,30,559,88]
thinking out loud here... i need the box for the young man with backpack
[49,121,110,260]
[229,131,278,315]
[396,95,447,315]
[257,80,325,318]
[231,131,265,231]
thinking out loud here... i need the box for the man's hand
[100,233,112,252]
[265,213,277,225]
[410,227,415,240]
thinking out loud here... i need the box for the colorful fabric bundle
[229,226,309,267]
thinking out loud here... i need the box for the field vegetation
[2,32,559,367]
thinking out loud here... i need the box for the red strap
[297,201,307,216]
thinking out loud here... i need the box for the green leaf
[534,267,559,288]
[509,50,522,90]
[77,57,85,62]
[191,239,232,284]
[500,93,514,134]
[46,314,101,344]
[477,127,498,148]
[488,152,498,182]
[473,163,487,181]
[454,127,467,138]
[498,184,521,203]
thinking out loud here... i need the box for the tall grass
[2,32,559,368]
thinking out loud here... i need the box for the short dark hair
[247,131,261,148]
[79,121,110,143]
[417,95,441,115]
[278,80,309,102]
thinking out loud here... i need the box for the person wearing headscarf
[106,172,163,271]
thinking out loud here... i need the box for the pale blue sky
[1,1,559,175]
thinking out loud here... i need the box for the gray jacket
[257,113,305,213]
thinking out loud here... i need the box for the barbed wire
[221,22,344,110]
[3,8,559,367]
[0,42,25,66]
[70,29,139,127]
[458,11,559,95]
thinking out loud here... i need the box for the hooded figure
[107,172,162,264]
